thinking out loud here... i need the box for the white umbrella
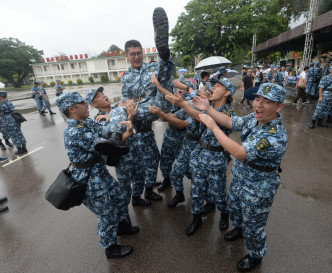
[263,68,270,74]
[195,56,231,70]
[226,69,239,79]
[0,82,5,89]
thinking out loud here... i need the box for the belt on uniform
[199,140,224,152]
[242,159,279,172]
[72,156,102,169]
[136,127,152,134]
[169,125,186,131]
[325,88,332,92]
[185,134,199,141]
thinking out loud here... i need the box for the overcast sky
[0,0,191,58]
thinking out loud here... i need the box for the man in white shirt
[281,67,288,88]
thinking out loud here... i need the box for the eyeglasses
[129,51,143,57]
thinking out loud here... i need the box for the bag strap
[66,162,93,185]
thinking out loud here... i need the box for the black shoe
[237,254,262,272]
[145,187,162,201]
[0,196,8,204]
[317,119,328,127]
[309,120,316,129]
[153,7,170,61]
[0,141,6,150]
[105,244,133,258]
[117,217,140,236]
[158,177,171,191]
[21,146,28,154]
[42,110,48,113]
[15,147,23,155]
[201,202,215,215]
[39,112,45,116]
[0,205,8,213]
[219,212,229,231]
[50,111,56,115]
[5,139,13,147]
[95,132,129,156]
[224,227,243,241]
[132,196,151,207]
[167,191,185,207]
[186,214,202,236]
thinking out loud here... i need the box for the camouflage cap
[219,66,227,75]
[275,65,280,69]
[56,91,84,112]
[309,62,314,66]
[210,77,236,96]
[255,83,287,103]
[180,80,195,90]
[314,62,320,66]
[84,87,104,105]
[0,91,7,98]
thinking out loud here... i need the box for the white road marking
[1,147,44,167]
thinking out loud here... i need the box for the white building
[32,53,159,84]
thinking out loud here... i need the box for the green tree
[170,0,292,63]
[181,55,192,70]
[0,38,43,87]
[100,74,109,83]
[98,44,123,57]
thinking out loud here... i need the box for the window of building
[111,60,115,66]
[94,74,98,79]
[61,64,64,70]
[43,66,47,72]
[40,67,43,72]
[57,65,60,70]
[79,63,81,68]
[70,64,75,69]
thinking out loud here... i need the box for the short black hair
[242,67,247,70]
[63,108,70,118]
[200,71,210,79]
[304,66,309,71]
[125,40,142,53]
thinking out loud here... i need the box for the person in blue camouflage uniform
[55,80,65,97]
[38,81,56,115]
[306,62,322,98]
[56,91,133,259]
[272,65,284,86]
[195,83,288,272]
[166,77,236,236]
[0,91,27,155]
[31,82,45,116]
[157,80,197,191]
[85,87,140,235]
[266,65,274,83]
[309,66,332,129]
[0,124,13,150]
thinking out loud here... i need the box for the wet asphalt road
[0,82,331,273]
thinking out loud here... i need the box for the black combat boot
[117,217,140,236]
[153,7,170,61]
[105,244,133,258]
[237,254,262,272]
[42,110,48,113]
[326,116,332,123]
[201,202,215,215]
[219,212,229,231]
[49,110,56,115]
[145,186,162,201]
[224,227,243,241]
[317,118,328,127]
[0,140,6,150]
[39,111,45,116]
[21,145,28,154]
[132,196,151,207]
[167,190,185,208]
[158,176,171,191]
[14,147,23,155]
[95,132,129,156]
[309,120,316,129]
[186,213,202,236]
[5,139,13,147]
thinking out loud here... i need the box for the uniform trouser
[83,166,122,248]
[34,95,44,111]
[190,149,228,214]
[227,177,275,258]
[293,87,307,102]
[170,138,197,191]
[0,125,10,140]
[1,116,26,148]
[42,95,51,111]
[312,92,332,120]
[159,127,185,178]
[131,131,160,196]
[115,138,136,222]
[306,81,319,97]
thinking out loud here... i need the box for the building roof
[253,10,332,55]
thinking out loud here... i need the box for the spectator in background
[281,67,288,88]
[241,67,247,77]
[199,71,211,90]
[240,70,254,107]
[254,67,261,87]
[179,72,185,82]
[293,66,309,105]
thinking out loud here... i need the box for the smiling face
[125,46,143,70]
[91,91,111,109]
[209,82,229,102]
[253,95,284,124]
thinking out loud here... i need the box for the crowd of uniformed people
[1,7,332,272]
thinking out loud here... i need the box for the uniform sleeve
[109,107,128,134]
[7,101,15,111]
[120,75,131,101]
[231,114,249,132]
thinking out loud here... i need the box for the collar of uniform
[213,103,229,112]
[258,113,282,128]
[67,118,93,128]
[129,62,147,73]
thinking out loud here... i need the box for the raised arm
[192,96,232,129]
[149,105,188,128]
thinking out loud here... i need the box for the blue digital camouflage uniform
[267,66,274,82]
[0,96,27,149]
[170,107,200,192]
[306,63,322,97]
[39,84,51,112]
[56,91,123,248]
[273,68,284,86]
[312,72,332,121]
[55,83,64,96]
[31,85,44,111]
[121,58,174,115]
[159,107,186,179]
[228,83,288,259]
[0,123,11,141]
[189,104,233,215]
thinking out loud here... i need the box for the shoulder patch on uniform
[269,125,277,134]
[77,122,85,128]
[150,68,156,72]
[256,138,271,151]
[223,109,233,117]
[249,136,254,141]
